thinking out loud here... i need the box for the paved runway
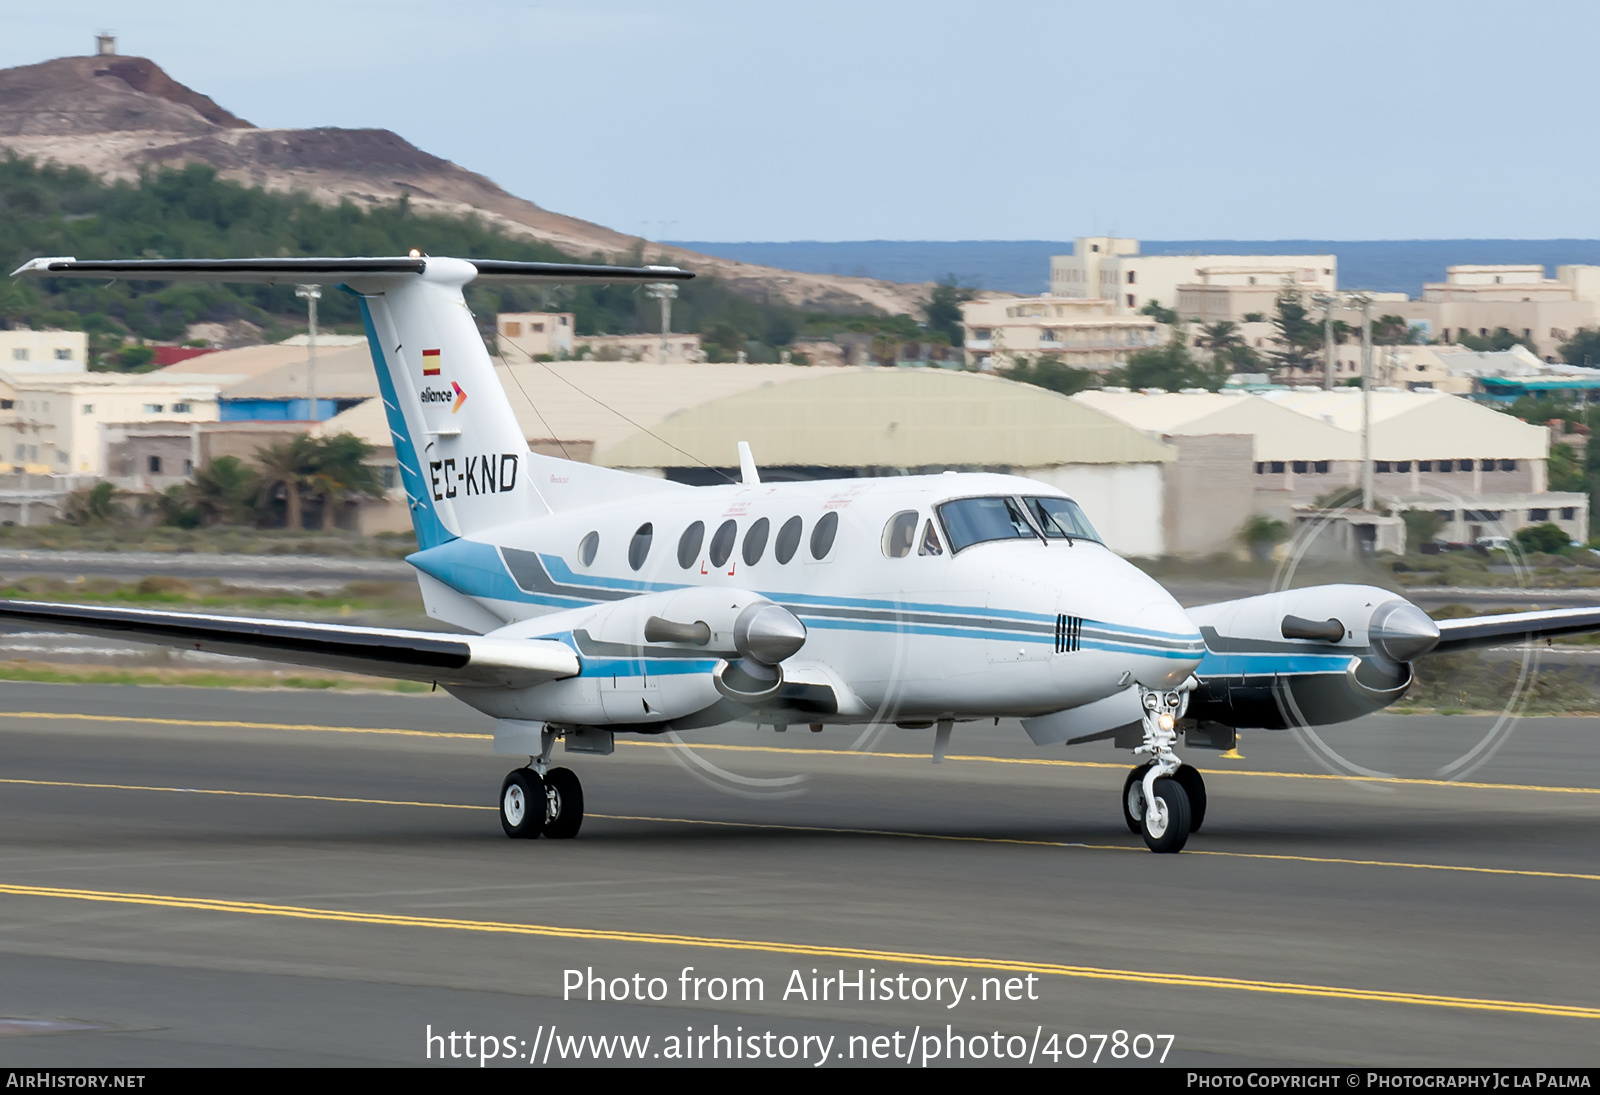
[0,684,1597,1067]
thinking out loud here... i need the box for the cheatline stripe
[2,710,1598,797]
[0,880,1594,1020]
[6,778,1600,886]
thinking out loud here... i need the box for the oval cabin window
[709,519,737,568]
[810,511,839,560]
[774,516,803,564]
[677,521,705,568]
[627,523,653,571]
[578,531,599,566]
[743,517,770,565]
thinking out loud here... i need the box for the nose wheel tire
[1122,762,1154,834]
[500,768,547,839]
[1124,762,1207,838]
[1172,764,1207,834]
[542,766,585,839]
[1140,777,1191,853]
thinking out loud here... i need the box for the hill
[0,53,922,316]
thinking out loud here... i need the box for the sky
[2,0,1597,242]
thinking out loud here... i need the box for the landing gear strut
[499,728,586,840]
[1119,687,1204,853]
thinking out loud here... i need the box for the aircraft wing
[1432,607,1600,655]
[0,600,579,687]
[10,256,692,285]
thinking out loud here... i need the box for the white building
[0,330,88,374]
[496,312,576,361]
[0,373,220,475]
[1050,238,1337,316]
[960,295,1166,370]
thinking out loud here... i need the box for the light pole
[1311,291,1337,391]
[1348,292,1375,512]
[295,284,321,422]
[644,282,678,363]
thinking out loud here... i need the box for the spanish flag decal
[422,348,441,376]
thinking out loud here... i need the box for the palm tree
[253,437,316,529]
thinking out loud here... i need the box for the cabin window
[627,523,653,571]
[1459,459,1474,471]
[774,516,803,563]
[709,519,737,568]
[937,497,1035,554]
[1438,460,1453,472]
[743,517,770,565]
[677,521,704,568]
[578,531,599,567]
[1025,496,1101,542]
[809,511,839,559]
[918,520,943,556]
[883,510,918,558]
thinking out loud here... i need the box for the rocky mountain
[0,54,924,315]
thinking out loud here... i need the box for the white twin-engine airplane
[10,255,1600,853]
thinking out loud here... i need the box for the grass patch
[0,524,417,558]
[0,660,437,692]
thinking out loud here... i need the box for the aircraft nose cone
[733,602,807,665]
[1370,600,1439,662]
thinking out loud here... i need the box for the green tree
[1402,508,1446,549]
[1195,320,1261,373]
[1107,330,1223,391]
[1548,442,1586,493]
[251,434,382,530]
[1559,328,1600,367]
[922,275,972,348]
[1269,285,1321,371]
[1139,299,1179,325]
[1000,356,1099,396]
[1514,522,1574,555]
[1238,514,1288,561]
[1457,326,1535,353]
[702,322,746,363]
[57,481,123,525]
[1373,314,1421,345]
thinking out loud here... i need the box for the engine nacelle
[1185,584,1439,730]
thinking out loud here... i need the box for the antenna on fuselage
[737,441,761,485]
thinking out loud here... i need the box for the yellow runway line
[3,708,1598,797]
[6,777,1600,886]
[0,879,1596,1021]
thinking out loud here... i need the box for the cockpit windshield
[937,496,1037,553]
[1025,496,1101,542]
[936,495,1102,553]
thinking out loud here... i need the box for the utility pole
[295,284,321,422]
[1352,292,1374,512]
[1311,292,1337,390]
[645,282,678,363]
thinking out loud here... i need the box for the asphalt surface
[0,685,1597,1068]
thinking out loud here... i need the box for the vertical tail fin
[347,259,547,548]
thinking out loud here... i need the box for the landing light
[1158,713,1175,730]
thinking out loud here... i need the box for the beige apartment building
[961,295,1165,369]
[496,312,577,362]
[0,330,88,373]
[1049,237,1337,316]
[0,373,220,475]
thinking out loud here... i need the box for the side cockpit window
[883,510,918,558]
[919,520,943,556]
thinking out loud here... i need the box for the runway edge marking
[0,880,1596,1021]
[5,710,1600,796]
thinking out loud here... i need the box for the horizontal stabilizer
[11,256,693,286]
[0,600,579,687]
[1433,607,1600,654]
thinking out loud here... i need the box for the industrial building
[1077,387,1587,547]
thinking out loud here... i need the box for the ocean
[667,239,1600,299]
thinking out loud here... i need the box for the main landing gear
[1120,687,1206,853]
[499,730,585,840]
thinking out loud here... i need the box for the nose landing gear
[1120,687,1206,853]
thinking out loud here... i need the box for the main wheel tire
[500,769,547,839]
[1173,764,1207,834]
[1121,762,1154,834]
[1141,777,1191,854]
[542,767,585,839]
